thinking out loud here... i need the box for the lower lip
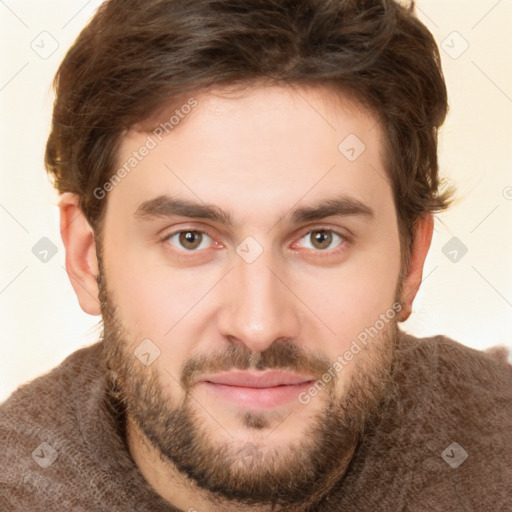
[201,381,313,410]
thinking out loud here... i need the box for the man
[1,0,511,510]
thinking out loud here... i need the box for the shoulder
[0,342,104,509]
[397,330,512,403]
[394,330,512,443]
[395,331,512,510]
[1,342,103,426]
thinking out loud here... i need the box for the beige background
[1,0,511,402]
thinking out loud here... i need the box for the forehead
[107,84,392,227]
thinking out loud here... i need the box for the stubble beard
[97,260,399,510]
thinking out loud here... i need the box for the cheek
[104,264,199,387]
[101,236,190,340]
[296,247,400,332]
[110,268,199,334]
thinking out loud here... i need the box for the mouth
[199,370,315,410]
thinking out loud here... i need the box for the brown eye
[167,230,212,251]
[311,230,332,250]
[298,229,344,251]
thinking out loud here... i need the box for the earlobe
[58,193,101,316]
[397,214,434,322]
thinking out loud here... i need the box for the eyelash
[161,226,351,257]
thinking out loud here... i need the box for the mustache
[181,339,332,391]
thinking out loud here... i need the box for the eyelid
[292,225,352,254]
[161,227,219,250]
[295,224,353,242]
[160,224,353,254]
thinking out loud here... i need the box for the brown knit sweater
[1,330,511,511]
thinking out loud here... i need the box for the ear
[58,193,101,316]
[397,213,434,322]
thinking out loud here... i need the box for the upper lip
[201,370,315,388]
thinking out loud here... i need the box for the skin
[58,84,433,511]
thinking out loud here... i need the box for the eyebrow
[134,194,374,226]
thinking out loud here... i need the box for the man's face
[97,85,403,506]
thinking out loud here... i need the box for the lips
[203,370,314,388]
[199,370,315,410]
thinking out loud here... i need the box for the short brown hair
[45,0,453,271]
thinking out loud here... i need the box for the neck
[125,415,354,512]
[126,416,277,512]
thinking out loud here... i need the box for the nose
[217,250,302,354]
